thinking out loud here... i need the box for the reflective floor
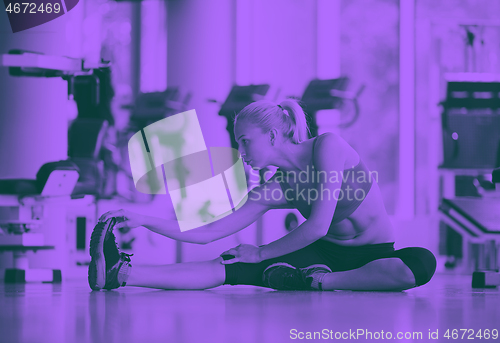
[0,273,499,343]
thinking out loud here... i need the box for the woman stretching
[88,99,436,292]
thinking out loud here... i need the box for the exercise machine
[439,168,500,287]
[438,72,500,278]
[0,50,119,280]
[301,77,365,136]
[0,161,79,282]
[440,77,500,169]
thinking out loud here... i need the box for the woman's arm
[140,215,227,244]
[99,209,215,244]
[100,175,290,245]
[257,218,329,260]
[103,201,266,245]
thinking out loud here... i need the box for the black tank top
[276,133,373,226]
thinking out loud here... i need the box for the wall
[339,0,400,215]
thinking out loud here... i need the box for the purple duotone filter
[1,0,500,342]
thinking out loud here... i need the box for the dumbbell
[472,270,500,288]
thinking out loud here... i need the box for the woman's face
[234,120,274,169]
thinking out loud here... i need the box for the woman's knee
[392,247,437,287]
[201,257,227,285]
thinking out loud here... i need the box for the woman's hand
[220,244,263,264]
[98,209,146,230]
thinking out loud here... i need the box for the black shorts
[222,240,436,288]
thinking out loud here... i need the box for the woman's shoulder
[316,131,344,143]
[313,132,359,168]
[313,132,345,154]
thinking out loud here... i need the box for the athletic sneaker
[299,264,332,290]
[262,263,308,290]
[88,218,132,290]
[102,251,133,290]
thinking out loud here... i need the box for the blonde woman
[89,99,436,292]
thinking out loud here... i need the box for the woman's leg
[126,256,226,290]
[320,258,417,291]
[123,241,324,290]
[125,256,414,291]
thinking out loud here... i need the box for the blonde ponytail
[235,99,311,144]
[278,99,310,143]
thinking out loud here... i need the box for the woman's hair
[234,99,311,144]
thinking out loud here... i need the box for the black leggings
[222,240,436,288]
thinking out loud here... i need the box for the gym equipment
[127,89,190,131]
[1,49,107,77]
[438,74,500,276]
[67,67,119,198]
[68,118,109,196]
[301,78,365,137]
[439,197,500,285]
[440,76,500,169]
[217,84,270,151]
[69,68,116,125]
[469,168,500,288]
[1,49,120,199]
[0,161,79,282]
[472,270,500,288]
[493,167,500,186]
[0,49,133,276]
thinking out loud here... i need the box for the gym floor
[0,273,498,343]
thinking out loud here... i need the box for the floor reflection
[0,274,498,343]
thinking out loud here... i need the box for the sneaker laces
[109,252,133,289]
[120,252,134,263]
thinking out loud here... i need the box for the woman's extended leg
[126,257,226,290]
[320,258,416,291]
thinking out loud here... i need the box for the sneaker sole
[88,218,116,290]
[299,264,333,273]
[263,262,296,274]
[263,263,300,290]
